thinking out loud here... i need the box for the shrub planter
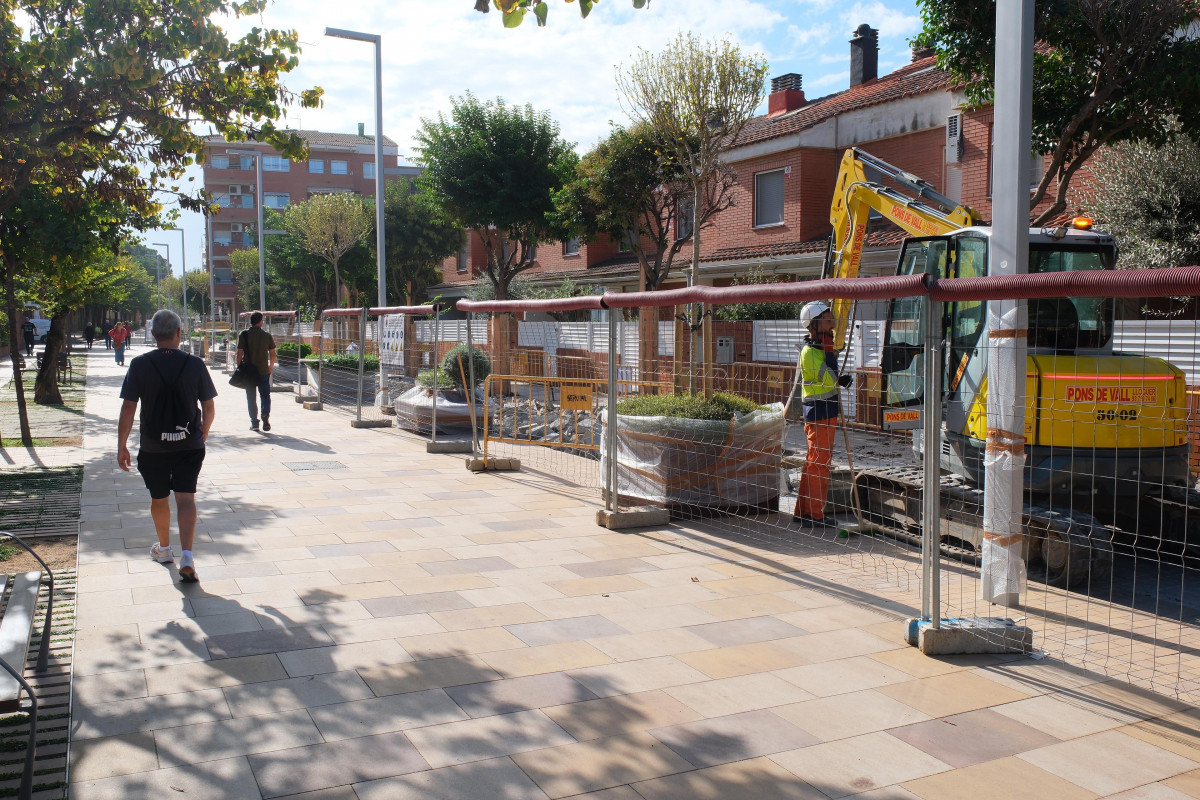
[600,395,784,519]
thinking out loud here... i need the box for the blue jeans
[246,373,271,423]
[114,344,125,364]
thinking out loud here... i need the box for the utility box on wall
[716,336,735,365]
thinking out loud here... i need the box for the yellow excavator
[825,148,1194,587]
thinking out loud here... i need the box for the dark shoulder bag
[229,330,259,389]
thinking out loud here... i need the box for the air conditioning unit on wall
[230,223,244,233]
[229,185,242,195]
[945,114,963,164]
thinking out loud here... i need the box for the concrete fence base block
[905,617,1032,655]
[302,401,323,411]
[350,419,393,429]
[270,384,292,393]
[428,441,474,454]
[294,394,307,403]
[465,457,520,472]
[596,507,671,529]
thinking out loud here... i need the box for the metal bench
[0,533,54,800]
[34,351,71,383]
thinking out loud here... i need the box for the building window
[264,192,290,210]
[331,160,348,175]
[754,169,785,227]
[239,156,254,170]
[676,196,694,241]
[456,233,469,273]
[617,231,634,253]
[364,162,376,179]
[564,236,580,256]
[214,268,234,284]
[309,159,324,174]
[213,231,232,246]
[262,155,289,172]
[210,155,229,170]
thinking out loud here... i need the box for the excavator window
[1029,245,1114,350]
[882,237,949,405]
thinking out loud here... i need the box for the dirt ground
[0,535,77,572]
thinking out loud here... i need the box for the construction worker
[793,301,852,525]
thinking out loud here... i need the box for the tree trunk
[34,315,65,405]
[4,262,33,445]
[637,267,660,394]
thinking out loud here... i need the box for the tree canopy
[380,179,461,305]
[473,0,648,27]
[415,93,577,301]
[915,0,1200,225]
[286,194,374,307]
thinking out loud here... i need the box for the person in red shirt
[111,320,129,366]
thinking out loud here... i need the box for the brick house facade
[202,129,411,318]
[434,27,1090,307]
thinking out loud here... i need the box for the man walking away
[236,311,277,431]
[21,318,35,357]
[84,322,95,350]
[102,320,112,349]
[117,309,216,582]
[792,302,852,526]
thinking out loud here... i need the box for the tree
[229,248,289,312]
[616,32,767,390]
[915,0,1200,226]
[286,194,374,307]
[186,270,212,318]
[1,0,321,224]
[473,0,648,27]
[1084,127,1200,316]
[380,180,461,305]
[416,93,577,302]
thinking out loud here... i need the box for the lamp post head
[325,27,381,44]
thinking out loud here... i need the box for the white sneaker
[178,552,199,583]
[151,543,174,563]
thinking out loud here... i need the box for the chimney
[911,44,935,62]
[358,122,365,137]
[767,73,806,118]
[850,24,879,87]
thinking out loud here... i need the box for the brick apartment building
[436,24,1069,308]
[202,128,415,318]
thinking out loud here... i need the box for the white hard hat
[800,301,831,327]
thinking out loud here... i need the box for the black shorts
[137,449,206,499]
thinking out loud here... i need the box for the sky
[147,0,922,278]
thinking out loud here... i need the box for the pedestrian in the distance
[123,322,134,352]
[236,312,277,431]
[111,320,129,366]
[102,321,112,349]
[117,309,217,582]
[21,318,35,357]
[792,301,852,526]
[84,323,95,350]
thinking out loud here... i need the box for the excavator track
[1126,486,1200,568]
[850,466,1115,589]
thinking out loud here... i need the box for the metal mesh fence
[454,266,1200,702]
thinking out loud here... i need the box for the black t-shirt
[120,348,218,453]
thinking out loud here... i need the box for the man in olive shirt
[236,312,277,431]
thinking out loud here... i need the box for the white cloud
[841,1,920,39]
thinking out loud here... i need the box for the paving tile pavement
[68,348,1200,798]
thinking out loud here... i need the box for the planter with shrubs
[601,391,784,517]
[393,345,491,432]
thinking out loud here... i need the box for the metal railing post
[431,309,440,443]
[607,308,619,513]
[467,312,479,457]
[355,306,368,424]
[317,316,325,407]
[921,292,944,627]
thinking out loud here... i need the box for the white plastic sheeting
[600,405,785,509]
[981,303,1027,605]
[392,385,478,432]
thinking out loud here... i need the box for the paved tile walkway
[69,347,1200,799]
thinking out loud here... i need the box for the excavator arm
[825,148,983,349]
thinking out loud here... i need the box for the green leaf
[579,0,594,18]
[534,1,548,26]
[632,0,647,7]
[502,7,527,26]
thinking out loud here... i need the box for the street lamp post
[226,148,266,311]
[325,26,387,309]
[206,211,217,357]
[151,242,168,308]
[163,227,187,337]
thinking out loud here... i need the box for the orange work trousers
[794,415,838,519]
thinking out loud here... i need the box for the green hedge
[303,354,380,370]
[417,368,456,390]
[440,344,491,390]
[615,392,767,421]
[276,342,313,359]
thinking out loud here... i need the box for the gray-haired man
[117,309,217,582]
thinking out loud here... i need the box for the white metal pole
[207,212,216,358]
[374,36,386,309]
[179,227,188,338]
[607,309,619,513]
[256,153,266,312]
[922,293,944,626]
[981,0,1033,607]
[431,310,440,443]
